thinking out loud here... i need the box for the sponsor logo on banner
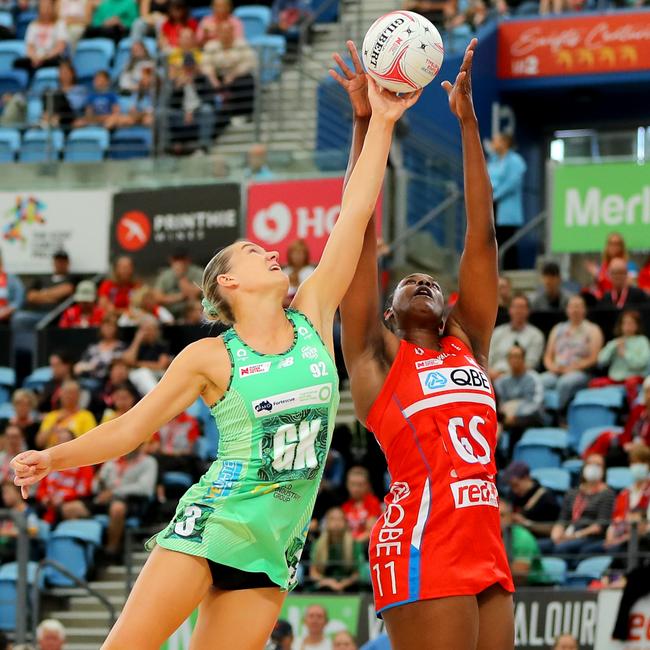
[450,479,499,509]
[415,357,444,369]
[116,211,151,251]
[418,366,491,395]
[239,362,271,377]
[278,357,295,369]
[252,383,332,418]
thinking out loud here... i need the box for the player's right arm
[11,340,221,497]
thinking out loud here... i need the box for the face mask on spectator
[583,464,603,482]
[630,463,650,482]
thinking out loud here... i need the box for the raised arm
[445,40,499,366]
[293,79,420,328]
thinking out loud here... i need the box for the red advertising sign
[246,178,382,264]
[497,12,650,79]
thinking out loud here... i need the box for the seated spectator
[402,0,449,29]
[543,454,616,560]
[160,0,197,52]
[639,255,650,293]
[96,358,140,412]
[552,635,578,650]
[503,460,560,538]
[75,70,122,129]
[13,0,68,79]
[497,275,512,324]
[122,63,156,126]
[489,293,545,380]
[495,344,546,457]
[584,232,638,299]
[360,634,390,650]
[541,295,604,413]
[38,351,75,413]
[58,280,105,328]
[282,239,315,305]
[341,466,381,544]
[100,383,138,423]
[41,60,88,132]
[181,300,203,325]
[269,620,294,650]
[309,507,362,593]
[167,26,202,69]
[0,424,27,482]
[83,0,139,43]
[598,257,648,309]
[98,256,139,314]
[37,381,97,448]
[59,0,89,47]
[131,0,172,41]
[623,376,650,449]
[333,632,357,650]
[244,143,274,180]
[154,249,203,320]
[0,390,40,448]
[531,261,572,312]
[34,427,94,523]
[197,0,243,46]
[268,0,310,53]
[118,285,174,326]
[118,40,154,94]
[36,619,66,650]
[0,252,24,322]
[500,500,548,586]
[74,314,126,382]
[0,482,39,562]
[296,605,332,650]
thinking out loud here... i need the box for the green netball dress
[148,309,340,590]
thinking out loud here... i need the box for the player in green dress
[12,78,421,650]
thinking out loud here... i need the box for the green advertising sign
[552,161,650,253]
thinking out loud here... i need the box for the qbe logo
[450,479,499,509]
[423,371,446,390]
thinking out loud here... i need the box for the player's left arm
[444,40,498,367]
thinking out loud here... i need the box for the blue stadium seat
[0,561,42,632]
[566,556,612,587]
[22,364,54,390]
[19,129,64,163]
[162,471,194,490]
[27,96,42,124]
[0,41,25,73]
[64,126,110,162]
[562,458,584,485]
[30,66,59,95]
[0,366,16,405]
[568,399,618,450]
[540,556,567,585]
[578,425,624,456]
[513,440,562,469]
[234,6,272,40]
[0,12,13,30]
[573,386,626,409]
[249,34,286,84]
[530,467,570,494]
[607,467,633,491]
[0,128,20,163]
[0,403,14,418]
[0,69,27,94]
[544,389,559,412]
[186,398,202,418]
[45,520,103,587]
[310,0,338,23]
[191,6,212,20]
[109,126,153,159]
[73,38,115,82]
[16,10,36,39]
[520,427,568,451]
[113,37,157,79]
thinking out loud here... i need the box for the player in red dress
[332,39,515,649]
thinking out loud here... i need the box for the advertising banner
[551,161,650,253]
[0,190,110,273]
[111,184,240,274]
[497,12,650,79]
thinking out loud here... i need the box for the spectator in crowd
[500,500,548,586]
[312,448,345,522]
[283,239,315,304]
[495,344,546,457]
[582,444,650,557]
[623,376,650,449]
[489,293,545,380]
[309,507,362,593]
[503,460,560,538]
[36,619,66,650]
[268,0,310,48]
[202,22,257,134]
[402,0,449,29]
[38,351,75,413]
[531,261,573,311]
[0,482,39,562]
[244,143,274,180]
[333,632,358,650]
[36,381,97,448]
[58,280,104,328]
[131,0,171,41]
[0,252,24,322]
[41,60,88,132]
[639,255,650,293]
[154,249,203,320]
[541,295,604,413]
[100,382,138,423]
[296,605,332,650]
[487,133,527,270]
[122,316,172,393]
[75,70,122,129]
[59,0,90,47]
[74,314,126,383]
[35,427,94,523]
[341,466,382,544]
[598,257,648,309]
[552,636,578,650]
[98,256,139,315]
[0,424,27,482]
[13,0,68,78]
[497,275,512,323]
[543,454,616,560]
[197,0,243,46]
[360,635,390,650]
[167,26,202,69]
[269,620,294,650]
[180,300,203,325]
[159,0,197,51]
[1,390,40,448]
[585,232,638,298]
[118,285,174,326]
[118,40,154,93]
[121,62,156,126]
[96,358,140,413]
[83,0,139,42]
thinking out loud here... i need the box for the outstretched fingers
[346,40,364,73]
[332,52,355,80]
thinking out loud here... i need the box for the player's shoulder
[178,335,229,367]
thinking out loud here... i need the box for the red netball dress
[366,336,514,615]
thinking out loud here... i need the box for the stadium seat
[0,69,28,94]
[0,403,14,418]
[540,556,567,585]
[22,365,53,390]
[0,41,25,73]
[513,440,562,469]
[109,126,153,159]
[0,366,15,404]
[30,66,59,95]
[162,471,194,490]
[310,0,338,23]
[530,467,570,494]
[520,427,568,450]
[73,38,115,82]
[574,386,626,409]
[566,555,612,587]
[27,96,43,124]
[19,128,64,163]
[562,458,584,485]
[0,561,42,631]
[0,11,13,31]
[45,520,103,587]
[606,466,633,491]
[568,395,618,449]
[234,6,272,40]
[544,389,560,412]
[0,128,20,163]
[578,425,624,456]
[16,10,36,39]
[191,6,212,20]
[113,37,157,79]
[249,35,286,84]
[64,126,110,162]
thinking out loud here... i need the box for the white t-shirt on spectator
[294,639,333,650]
[25,20,69,59]
[59,0,87,21]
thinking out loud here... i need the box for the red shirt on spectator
[98,279,139,311]
[341,493,382,540]
[622,404,650,447]
[639,262,650,293]
[36,466,94,523]
[59,304,105,328]
[153,411,200,455]
[161,17,198,48]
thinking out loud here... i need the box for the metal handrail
[498,210,547,269]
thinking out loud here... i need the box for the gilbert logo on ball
[362,10,444,94]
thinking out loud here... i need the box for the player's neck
[232,296,292,348]
[397,327,442,351]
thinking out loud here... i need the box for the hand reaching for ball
[367,77,422,124]
[441,38,478,123]
[329,40,371,119]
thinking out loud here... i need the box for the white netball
[362,11,444,94]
